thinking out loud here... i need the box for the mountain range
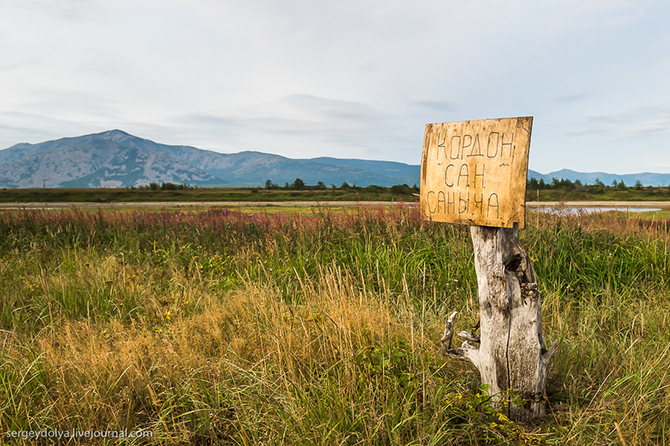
[1,130,669,188]
[526,169,670,188]
[0,130,419,188]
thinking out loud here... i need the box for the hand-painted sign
[420,117,532,228]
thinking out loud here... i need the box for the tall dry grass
[0,205,668,444]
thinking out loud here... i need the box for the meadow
[0,204,668,444]
[2,181,670,205]
[0,185,418,204]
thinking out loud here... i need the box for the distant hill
[0,130,419,188]
[1,130,668,188]
[527,169,670,187]
[0,131,222,188]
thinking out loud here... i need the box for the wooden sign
[420,117,532,228]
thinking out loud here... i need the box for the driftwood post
[441,224,558,420]
[420,117,557,421]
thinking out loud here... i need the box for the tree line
[527,177,646,193]
[131,178,660,195]
[263,178,420,195]
[123,179,420,194]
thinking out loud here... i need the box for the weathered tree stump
[441,224,557,421]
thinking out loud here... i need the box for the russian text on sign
[420,117,532,228]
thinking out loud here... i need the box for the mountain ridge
[0,130,420,188]
[527,169,670,187]
[2,130,669,188]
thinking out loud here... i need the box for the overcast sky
[1,0,669,174]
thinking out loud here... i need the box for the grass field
[2,183,670,205]
[0,205,669,444]
[529,186,670,202]
[0,186,418,204]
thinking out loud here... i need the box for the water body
[534,206,661,214]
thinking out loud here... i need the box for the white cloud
[4,0,104,21]
[0,0,669,172]
[569,107,670,140]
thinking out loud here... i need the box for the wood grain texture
[420,117,532,228]
[441,225,557,421]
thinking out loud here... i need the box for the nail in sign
[420,117,532,228]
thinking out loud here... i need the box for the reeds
[0,205,668,444]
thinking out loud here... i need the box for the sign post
[421,117,557,421]
[420,117,532,227]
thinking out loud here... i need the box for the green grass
[4,184,670,205]
[638,209,670,220]
[0,206,669,444]
[527,186,670,202]
[0,186,419,203]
